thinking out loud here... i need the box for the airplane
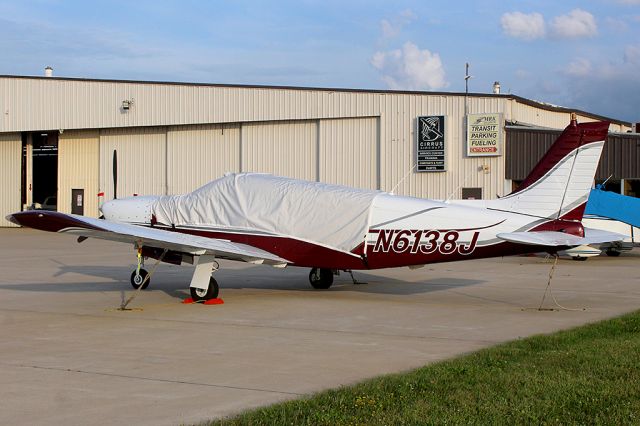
[6,116,623,303]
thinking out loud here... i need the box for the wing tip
[5,213,19,225]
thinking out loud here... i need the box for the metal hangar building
[0,74,636,227]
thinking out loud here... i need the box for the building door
[71,189,84,215]
[0,133,21,227]
[23,132,58,211]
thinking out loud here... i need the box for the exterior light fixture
[121,99,134,110]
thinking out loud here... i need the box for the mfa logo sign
[416,115,445,172]
[466,113,503,156]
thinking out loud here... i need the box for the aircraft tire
[190,277,220,301]
[309,267,333,289]
[130,268,150,289]
[571,256,588,261]
[605,249,621,257]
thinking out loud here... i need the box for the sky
[0,0,639,122]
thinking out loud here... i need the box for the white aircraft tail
[487,118,609,220]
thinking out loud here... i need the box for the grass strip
[206,310,640,425]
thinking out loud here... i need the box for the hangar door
[0,133,21,227]
[167,124,240,194]
[319,117,378,190]
[100,127,167,200]
[58,130,99,217]
[242,120,316,181]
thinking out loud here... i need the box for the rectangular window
[462,187,482,200]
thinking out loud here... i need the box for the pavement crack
[2,362,303,396]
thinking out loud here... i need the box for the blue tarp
[585,188,640,228]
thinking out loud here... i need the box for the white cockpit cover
[152,173,382,252]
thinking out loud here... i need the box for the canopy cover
[152,173,382,252]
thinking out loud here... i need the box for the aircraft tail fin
[487,117,609,220]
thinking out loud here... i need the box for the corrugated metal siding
[505,129,559,180]
[1,76,632,204]
[99,127,167,199]
[597,133,640,179]
[378,95,507,199]
[506,128,640,180]
[509,101,599,128]
[0,77,380,133]
[3,77,626,134]
[319,117,378,189]
[508,101,628,133]
[167,124,240,194]
[58,130,100,217]
[0,133,21,227]
[241,120,316,180]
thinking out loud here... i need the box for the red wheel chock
[182,298,224,305]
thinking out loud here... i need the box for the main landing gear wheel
[309,267,334,289]
[606,249,621,257]
[130,268,150,290]
[190,277,220,302]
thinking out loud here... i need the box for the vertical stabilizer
[487,118,609,220]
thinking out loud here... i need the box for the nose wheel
[130,268,150,289]
[130,247,150,289]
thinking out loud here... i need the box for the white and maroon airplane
[7,118,621,302]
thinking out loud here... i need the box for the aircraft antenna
[599,174,613,188]
[444,175,469,203]
[389,163,417,195]
[464,62,473,118]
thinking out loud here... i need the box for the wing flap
[7,211,289,266]
[497,227,626,247]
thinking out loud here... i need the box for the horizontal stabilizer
[497,227,626,247]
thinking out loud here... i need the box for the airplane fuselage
[100,191,568,270]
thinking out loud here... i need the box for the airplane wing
[6,211,289,266]
[497,227,626,247]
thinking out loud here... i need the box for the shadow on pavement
[0,262,486,298]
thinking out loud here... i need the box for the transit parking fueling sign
[416,115,445,172]
[466,113,503,156]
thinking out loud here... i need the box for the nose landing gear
[130,268,150,289]
[130,248,150,289]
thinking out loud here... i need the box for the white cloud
[624,44,640,64]
[371,42,448,90]
[500,12,545,40]
[380,9,417,39]
[550,9,597,39]
[564,58,592,76]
